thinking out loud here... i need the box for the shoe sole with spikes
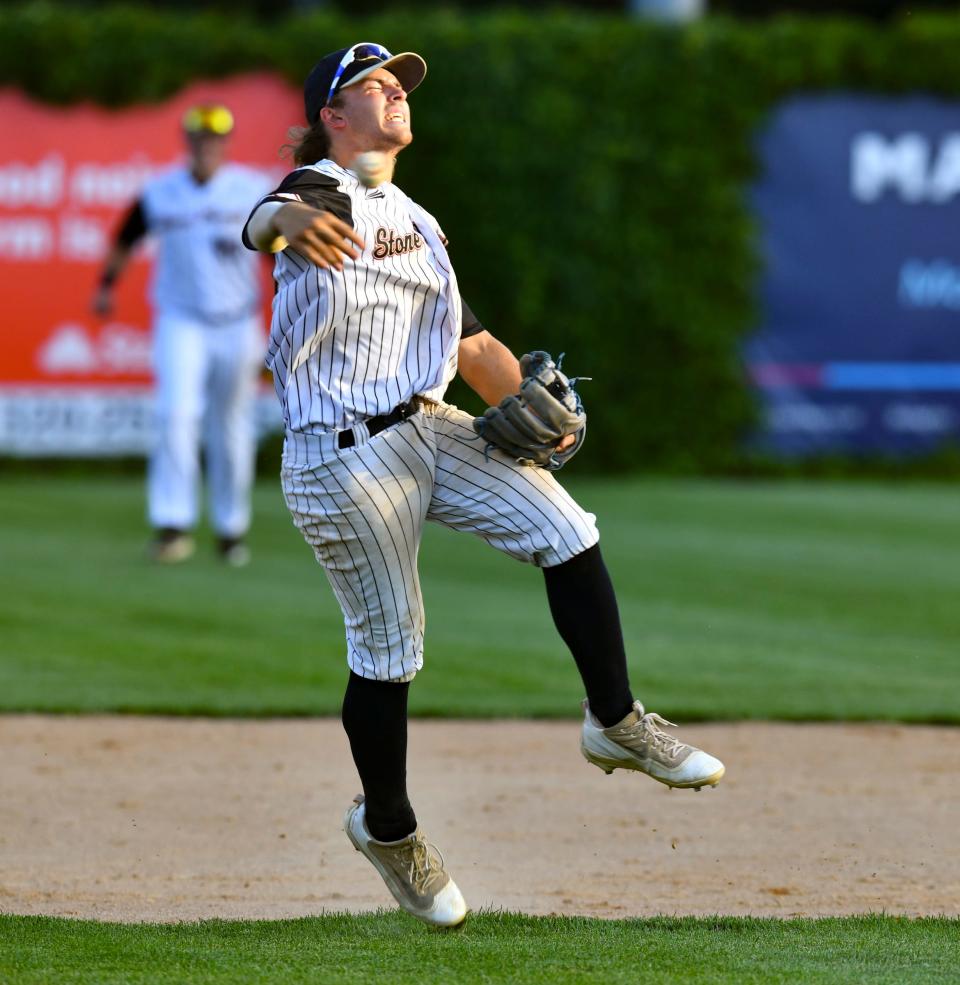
[580,743,725,789]
[580,700,725,790]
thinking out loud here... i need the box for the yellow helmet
[182,104,234,135]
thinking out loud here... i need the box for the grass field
[2,913,958,985]
[3,474,958,985]
[0,474,957,721]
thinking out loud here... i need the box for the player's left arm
[458,304,577,455]
[458,328,522,408]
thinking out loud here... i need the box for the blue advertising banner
[746,94,960,456]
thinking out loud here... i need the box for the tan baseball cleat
[344,794,467,928]
[217,537,251,568]
[580,700,725,790]
[148,530,195,564]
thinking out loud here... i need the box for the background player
[93,105,270,565]
[243,43,725,927]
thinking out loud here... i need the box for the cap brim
[341,52,427,96]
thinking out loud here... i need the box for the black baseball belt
[337,398,420,450]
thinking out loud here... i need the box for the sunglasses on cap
[182,105,234,135]
[325,42,393,106]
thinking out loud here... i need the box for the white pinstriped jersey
[244,160,599,682]
[141,164,270,322]
[243,160,475,434]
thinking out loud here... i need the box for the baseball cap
[182,104,234,135]
[304,42,427,125]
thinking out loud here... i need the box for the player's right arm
[247,202,363,271]
[92,199,147,317]
[242,168,364,271]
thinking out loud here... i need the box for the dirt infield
[1,716,957,922]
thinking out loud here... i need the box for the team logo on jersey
[372,226,424,260]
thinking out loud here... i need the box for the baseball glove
[473,351,587,471]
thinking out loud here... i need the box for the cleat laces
[397,835,447,895]
[632,712,686,758]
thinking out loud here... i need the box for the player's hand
[273,203,365,271]
[91,285,114,317]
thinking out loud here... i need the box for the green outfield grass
[0,474,957,721]
[1,913,957,985]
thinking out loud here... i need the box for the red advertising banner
[0,73,301,454]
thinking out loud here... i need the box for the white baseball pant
[281,400,600,682]
[148,310,264,537]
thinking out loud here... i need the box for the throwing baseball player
[94,105,270,565]
[242,42,725,927]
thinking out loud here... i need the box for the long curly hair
[282,95,344,167]
[283,122,327,167]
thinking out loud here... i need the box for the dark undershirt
[115,199,148,248]
[459,298,484,339]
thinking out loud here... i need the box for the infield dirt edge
[1,716,956,922]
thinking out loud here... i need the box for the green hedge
[5,4,960,470]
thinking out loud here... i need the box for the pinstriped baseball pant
[281,399,600,682]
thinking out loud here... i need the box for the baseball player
[93,104,270,565]
[243,43,725,927]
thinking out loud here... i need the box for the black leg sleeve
[543,544,634,728]
[340,671,417,842]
